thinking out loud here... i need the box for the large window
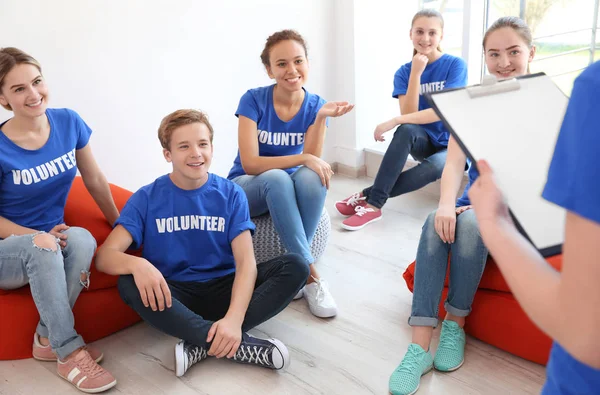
[420,0,600,94]
[420,0,466,57]
[488,0,599,94]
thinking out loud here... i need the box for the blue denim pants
[0,227,96,359]
[409,209,489,327]
[118,253,308,349]
[233,166,327,266]
[363,124,447,209]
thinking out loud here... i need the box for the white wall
[1,0,335,191]
[331,0,358,168]
[353,0,417,155]
[1,0,417,190]
[332,0,416,169]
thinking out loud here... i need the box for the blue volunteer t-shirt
[393,53,467,148]
[227,85,328,179]
[116,174,256,282]
[0,108,91,232]
[540,61,600,394]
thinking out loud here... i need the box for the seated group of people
[0,11,598,395]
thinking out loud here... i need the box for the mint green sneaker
[389,343,433,395]
[433,320,466,372]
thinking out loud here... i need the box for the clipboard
[425,72,568,257]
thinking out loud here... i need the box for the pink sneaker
[342,206,382,230]
[335,192,367,216]
[33,333,103,363]
[57,349,116,393]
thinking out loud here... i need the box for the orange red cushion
[403,255,562,365]
[0,177,141,360]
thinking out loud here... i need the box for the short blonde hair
[158,109,214,150]
[0,47,43,111]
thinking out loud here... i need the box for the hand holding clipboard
[426,73,568,256]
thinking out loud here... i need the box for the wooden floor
[0,175,546,395]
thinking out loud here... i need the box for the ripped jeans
[0,227,97,359]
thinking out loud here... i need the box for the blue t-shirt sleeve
[114,191,148,249]
[235,90,260,123]
[444,58,468,89]
[542,66,600,224]
[392,66,410,98]
[68,109,92,150]
[228,186,256,244]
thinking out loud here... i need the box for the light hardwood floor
[0,175,546,395]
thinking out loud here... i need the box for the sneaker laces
[396,346,424,374]
[187,346,207,365]
[345,193,365,207]
[310,276,328,303]
[354,206,375,217]
[234,344,272,367]
[76,351,105,378]
[438,325,462,352]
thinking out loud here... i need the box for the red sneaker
[334,192,367,216]
[342,206,382,230]
[57,349,116,393]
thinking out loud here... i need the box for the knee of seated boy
[283,253,310,285]
[117,275,138,303]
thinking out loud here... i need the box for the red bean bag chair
[403,254,563,365]
[0,177,141,360]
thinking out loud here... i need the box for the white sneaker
[293,287,304,300]
[303,277,338,318]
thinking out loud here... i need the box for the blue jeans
[0,227,97,359]
[363,124,447,209]
[409,209,488,327]
[118,253,308,348]
[233,166,327,266]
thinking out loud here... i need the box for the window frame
[459,0,600,84]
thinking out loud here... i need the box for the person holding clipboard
[468,63,600,394]
[389,17,537,395]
